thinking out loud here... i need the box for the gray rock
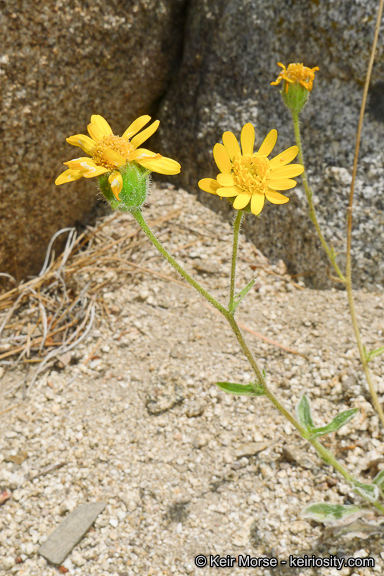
[156,0,384,289]
[0,0,185,280]
[38,501,106,565]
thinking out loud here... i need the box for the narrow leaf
[367,345,384,362]
[353,480,379,503]
[296,394,314,431]
[215,381,264,396]
[373,469,384,491]
[235,278,256,301]
[230,278,256,313]
[302,503,361,524]
[308,408,358,439]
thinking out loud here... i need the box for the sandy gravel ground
[1,184,384,576]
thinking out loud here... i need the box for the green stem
[292,112,384,429]
[131,206,384,514]
[131,208,227,316]
[229,210,243,310]
[344,0,384,431]
[345,280,384,427]
[291,111,346,283]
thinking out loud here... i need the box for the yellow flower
[56,114,180,200]
[271,62,319,93]
[198,124,304,216]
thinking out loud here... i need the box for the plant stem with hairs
[131,206,384,514]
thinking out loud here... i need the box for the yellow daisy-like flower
[271,62,319,93]
[198,124,304,216]
[55,114,180,200]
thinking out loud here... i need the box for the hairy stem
[344,0,384,428]
[229,210,243,310]
[291,111,346,283]
[132,206,384,512]
[131,208,227,316]
[346,281,384,427]
[292,109,384,428]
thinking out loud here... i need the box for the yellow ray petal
[265,190,289,204]
[250,193,265,215]
[222,131,241,160]
[55,169,84,185]
[108,170,123,201]
[257,129,277,157]
[64,157,98,171]
[104,148,126,168]
[66,134,96,155]
[138,156,181,175]
[83,166,109,178]
[87,115,113,142]
[233,193,251,210]
[217,186,239,197]
[131,148,161,161]
[213,143,231,174]
[269,146,299,168]
[131,120,160,148]
[123,115,151,139]
[240,123,255,156]
[269,164,304,179]
[198,178,220,194]
[91,115,113,135]
[217,173,235,186]
[87,123,103,143]
[268,178,298,191]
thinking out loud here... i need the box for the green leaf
[329,245,338,261]
[373,469,384,491]
[366,345,384,362]
[302,503,361,524]
[308,408,358,439]
[215,381,265,396]
[229,278,256,313]
[296,394,315,431]
[353,480,379,503]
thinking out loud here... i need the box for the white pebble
[2,557,15,570]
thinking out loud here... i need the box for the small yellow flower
[271,62,319,93]
[56,115,180,200]
[198,124,304,216]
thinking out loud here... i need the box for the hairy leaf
[215,381,264,396]
[309,409,358,439]
[302,503,361,524]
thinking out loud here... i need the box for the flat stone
[235,442,269,459]
[39,502,106,565]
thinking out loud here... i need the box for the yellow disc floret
[92,135,136,171]
[232,154,271,196]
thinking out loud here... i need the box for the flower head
[271,62,319,93]
[271,63,319,114]
[56,114,180,210]
[198,124,304,216]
